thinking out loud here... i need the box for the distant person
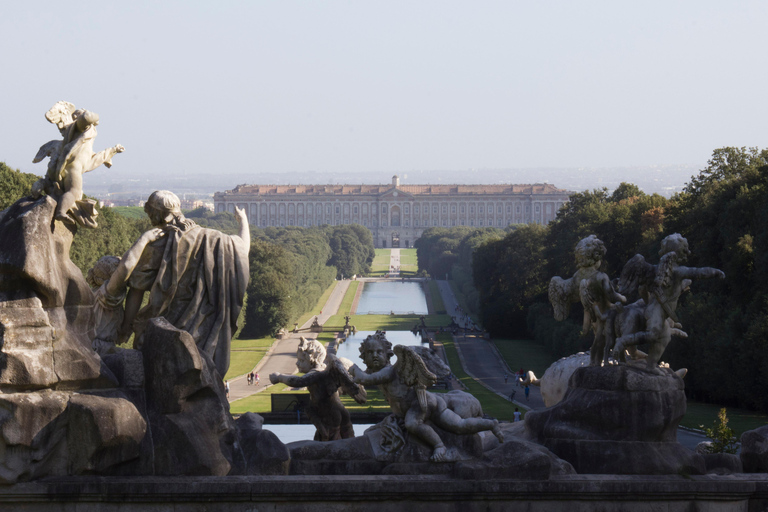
[524,385,530,401]
[504,373,509,384]
[225,380,230,399]
[255,372,260,385]
[513,408,522,422]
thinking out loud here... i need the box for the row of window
[228,201,555,215]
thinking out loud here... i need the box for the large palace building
[214,176,571,248]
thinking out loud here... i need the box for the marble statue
[269,337,366,441]
[31,101,125,227]
[549,235,626,366]
[613,233,725,373]
[119,190,250,378]
[86,228,167,355]
[350,332,504,462]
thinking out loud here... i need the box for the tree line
[0,163,375,339]
[438,148,767,413]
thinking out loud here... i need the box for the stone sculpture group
[5,101,768,486]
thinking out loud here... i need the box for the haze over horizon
[2,1,766,196]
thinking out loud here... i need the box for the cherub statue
[349,332,504,462]
[32,101,125,226]
[86,228,166,355]
[549,235,626,366]
[612,234,725,374]
[269,337,366,441]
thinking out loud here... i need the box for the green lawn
[225,336,275,381]
[399,248,418,274]
[337,281,359,317]
[427,280,446,314]
[230,382,292,414]
[323,313,452,332]
[492,339,557,378]
[682,401,768,437]
[438,333,516,421]
[369,249,391,275]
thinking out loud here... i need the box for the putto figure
[549,235,626,366]
[613,233,725,373]
[32,101,125,227]
[350,332,504,462]
[269,337,366,441]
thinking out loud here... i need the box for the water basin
[355,281,428,315]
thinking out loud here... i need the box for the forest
[416,147,768,413]
[0,162,375,339]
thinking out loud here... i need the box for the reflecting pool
[355,281,428,315]
[265,423,374,444]
[334,330,425,369]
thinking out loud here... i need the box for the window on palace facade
[289,219,293,225]
[526,205,530,213]
[354,206,358,214]
[405,219,409,226]
[326,205,331,213]
[414,219,419,227]
[507,205,511,213]
[433,205,438,213]
[470,206,474,213]
[470,219,474,226]
[442,219,447,226]
[383,220,387,226]
[433,220,437,226]
[451,205,456,213]
[414,205,419,214]
[404,205,409,214]
[451,219,456,226]
[497,205,502,214]
[535,204,540,212]
[460,219,465,225]
[479,206,484,214]
[516,205,521,213]
[335,206,340,214]
[442,205,447,214]
[479,219,483,226]
[382,204,387,213]
[461,205,465,213]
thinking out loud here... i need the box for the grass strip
[337,281,359,317]
[295,279,338,328]
[427,280,446,314]
[491,339,557,378]
[438,333,515,421]
[225,336,275,381]
[324,314,452,332]
[682,400,768,437]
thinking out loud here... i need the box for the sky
[2,1,767,187]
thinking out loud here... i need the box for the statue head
[145,190,184,226]
[297,337,326,373]
[659,233,690,260]
[73,109,100,132]
[359,332,393,372]
[86,255,120,289]
[574,235,606,269]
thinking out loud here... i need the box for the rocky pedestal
[0,197,147,482]
[525,364,705,475]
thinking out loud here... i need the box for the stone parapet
[0,475,766,511]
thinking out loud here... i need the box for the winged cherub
[612,233,725,373]
[32,101,125,225]
[270,337,366,441]
[349,332,504,462]
[549,235,626,366]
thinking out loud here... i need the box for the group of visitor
[247,370,260,386]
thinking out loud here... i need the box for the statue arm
[270,371,324,387]
[105,229,166,299]
[676,266,725,281]
[84,144,125,172]
[351,365,395,386]
[233,206,250,251]
[118,287,145,343]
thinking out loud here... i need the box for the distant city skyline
[2,2,766,188]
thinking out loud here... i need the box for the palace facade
[214,176,571,248]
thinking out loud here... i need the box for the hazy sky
[2,1,767,183]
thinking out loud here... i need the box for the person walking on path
[225,380,230,399]
[524,385,530,401]
[504,372,509,384]
[513,408,522,422]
